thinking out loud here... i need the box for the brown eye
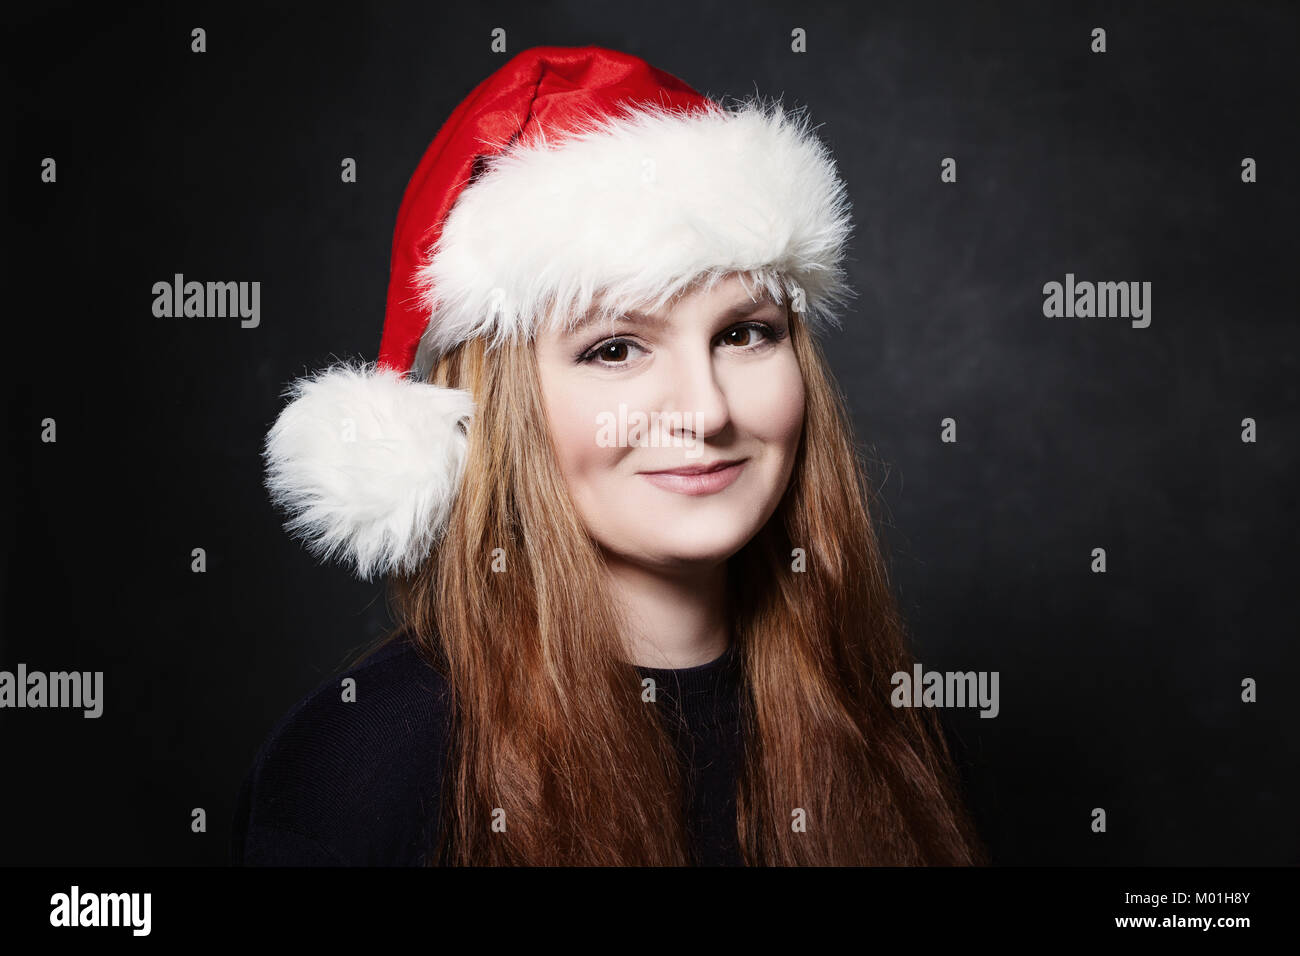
[720,322,779,349]
[578,338,644,365]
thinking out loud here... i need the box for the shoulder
[233,633,452,866]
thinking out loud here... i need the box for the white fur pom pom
[262,361,475,581]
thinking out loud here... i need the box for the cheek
[727,351,805,448]
[540,376,620,487]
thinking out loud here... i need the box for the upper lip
[638,458,747,476]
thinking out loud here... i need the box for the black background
[5,1,1297,865]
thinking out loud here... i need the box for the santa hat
[263,45,855,581]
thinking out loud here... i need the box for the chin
[633,520,764,567]
[634,546,741,570]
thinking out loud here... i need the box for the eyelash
[575,321,786,366]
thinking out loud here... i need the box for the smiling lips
[637,458,748,496]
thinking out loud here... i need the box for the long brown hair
[378,284,988,865]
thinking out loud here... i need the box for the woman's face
[534,274,806,570]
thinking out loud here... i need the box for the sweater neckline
[631,640,741,720]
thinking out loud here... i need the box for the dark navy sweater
[231,633,745,865]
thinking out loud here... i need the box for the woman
[234,44,987,866]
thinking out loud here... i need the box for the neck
[603,552,730,669]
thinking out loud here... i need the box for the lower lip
[638,461,747,496]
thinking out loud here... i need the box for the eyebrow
[563,294,783,339]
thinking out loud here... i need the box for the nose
[659,344,729,445]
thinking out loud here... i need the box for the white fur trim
[262,362,475,580]
[411,95,855,370]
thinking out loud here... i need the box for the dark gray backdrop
[6,0,1297,865]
